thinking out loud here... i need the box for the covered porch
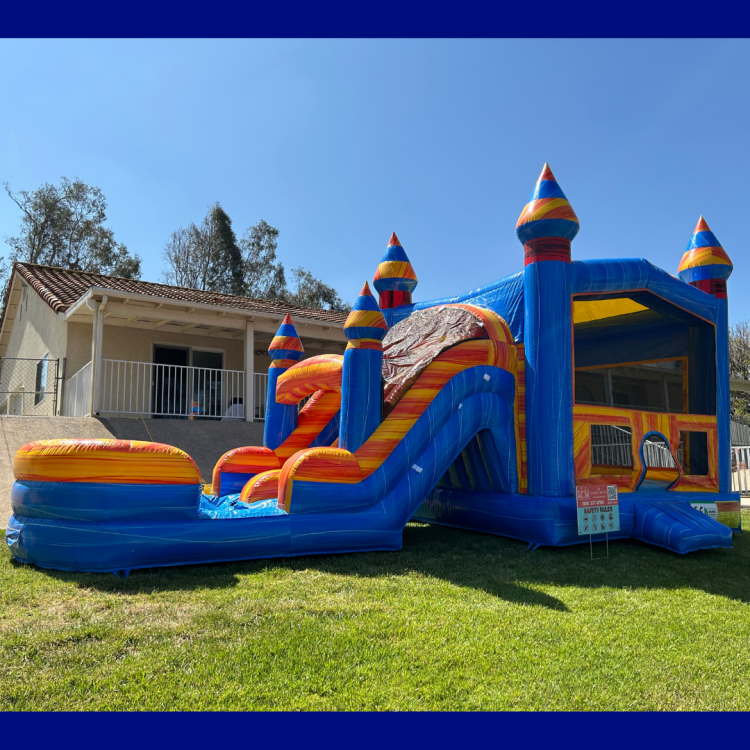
[61,286,347,420]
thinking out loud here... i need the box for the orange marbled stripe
[239,470,282,504]
[212,390,341,493]
[573,421,591,480]
[517,197,579,227]
[677,245,732,272]
[211,446,281,493]
[14,439,201,485]
[275,355,343,405]
[275,391,341,460]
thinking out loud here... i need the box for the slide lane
[278,363,517,517]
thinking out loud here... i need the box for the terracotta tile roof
[10,262,349,325]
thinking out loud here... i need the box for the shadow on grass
[305,522,750,608]
[20,514,749,609]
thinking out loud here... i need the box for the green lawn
[2,512,749,711]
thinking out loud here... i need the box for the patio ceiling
[64,287,348,346]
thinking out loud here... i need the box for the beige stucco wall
[0,280,67,415]
[65,321,344,380]
[67,322,248,375]
[65,321,95,381]
[3,281,67,361]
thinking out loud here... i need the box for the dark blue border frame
[13,711,748,745]
[3,0,749,38]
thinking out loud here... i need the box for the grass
[2,511,750,711]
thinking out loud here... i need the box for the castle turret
[516,163,580,497]
[677,216,733,297]
[372,232,418,310]
[339,282,388,452]
[263,314,304,450]
[678,217,733,493]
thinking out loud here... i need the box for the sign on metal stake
[576,485,620,560]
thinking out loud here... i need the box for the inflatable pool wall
[6,165,739,573]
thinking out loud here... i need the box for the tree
[162,203,244,295]
[729,321,750,417]
[207,205,244,296]
[285,266,349,312]
[161,225,207,290]
[239,220,349,310]
[3,177,140,279]
[161,212,349,311]
[239,219,286,300]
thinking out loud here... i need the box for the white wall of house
[0,280,67,415]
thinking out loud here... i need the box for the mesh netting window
[576,360,684,413]
[590,424,633,468]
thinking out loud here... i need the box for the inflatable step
[632,498,733,554]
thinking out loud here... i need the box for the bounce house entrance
[435,430,512,495]
[636,432,681,493]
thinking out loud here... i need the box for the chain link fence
[0,356,60,416]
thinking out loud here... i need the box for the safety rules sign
[576,485,620,535]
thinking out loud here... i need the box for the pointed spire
[268,313,304,365]
[516,163,580,247]
[677,216,733,286]
[344,281,389,341]
[693,215,710,234]
[373,231,418,309]
[538,162,556,182]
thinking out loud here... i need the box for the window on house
[34,353,49,406]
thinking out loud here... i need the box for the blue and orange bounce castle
[5,165,742,573]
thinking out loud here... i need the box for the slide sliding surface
[277,337,518,515]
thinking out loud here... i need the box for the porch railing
[64,360,271,420]
[98,359,246,419]
[732,446,750,496]
[254,372,268,421]
[64,362,92,417]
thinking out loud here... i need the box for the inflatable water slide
[6,165,741,573]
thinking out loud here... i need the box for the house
[0,263,348,420]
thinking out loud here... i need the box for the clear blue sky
[1,39,748,321]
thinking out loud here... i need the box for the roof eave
[0,272,22,357]
[65,286,344,331]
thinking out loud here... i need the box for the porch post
[87,299,102,416]
[244,319,254,421]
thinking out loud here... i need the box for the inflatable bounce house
[5,165,742,573]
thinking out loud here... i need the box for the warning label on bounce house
[576,485,620,535]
